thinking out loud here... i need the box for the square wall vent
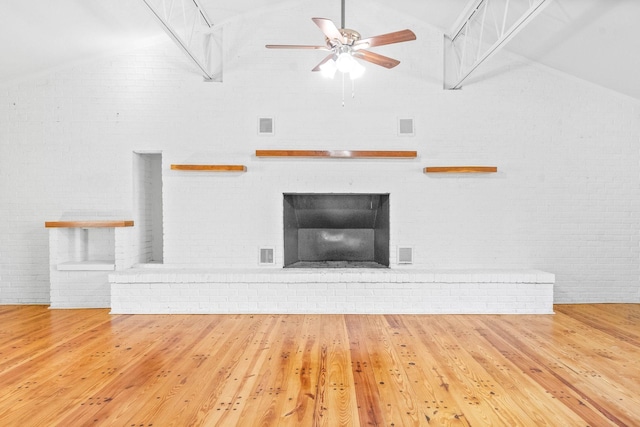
[258,117,274,135]
[397,247,413,264]
[259,247,275,265]
[398,118,414,136]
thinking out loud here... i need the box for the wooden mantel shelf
[424,166,497,173]
[256,150,417,159]
[171,164,247,172]
[45,220,134,228]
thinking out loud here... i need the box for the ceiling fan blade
[312,54,336,72]
[312,17,345,44]
[354,29,416,50]
[266,44,329,50]
[353,50,401,69]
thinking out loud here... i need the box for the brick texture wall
[1,8,639,304]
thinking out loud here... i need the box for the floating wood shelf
[256,150,417,159]
[424,166,497,173]
[45,220,134,228]
[171,164,247,172]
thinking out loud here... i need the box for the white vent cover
[259,247,275,265]
[258,117,274,135]
[398,118,414,136]
[397,247,413,264]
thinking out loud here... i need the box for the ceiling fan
[265,0,416,79]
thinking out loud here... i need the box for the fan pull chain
[342,72,345,107]
[339,73,357,107]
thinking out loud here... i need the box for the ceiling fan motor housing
[339,28,361,45]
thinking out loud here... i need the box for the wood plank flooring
[0,304,638,426]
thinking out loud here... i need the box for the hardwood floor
[0,305,638,426]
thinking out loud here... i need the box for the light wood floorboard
[0,304,638,426]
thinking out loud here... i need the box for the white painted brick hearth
[110,268,554,314]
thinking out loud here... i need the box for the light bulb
[319,59,337,78]
[335,52,356,73]
[349,59,365,80]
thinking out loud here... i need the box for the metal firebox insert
[283,193,390,268]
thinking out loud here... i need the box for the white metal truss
[444,0,552,90]
[142,0,222,81]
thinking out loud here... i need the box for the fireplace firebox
[283,193,389,268]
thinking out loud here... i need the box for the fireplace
[283,193,389,268]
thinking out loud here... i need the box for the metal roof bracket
[444,0,552,90]
[142,0,222,82]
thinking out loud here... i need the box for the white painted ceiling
[1,0,639,101]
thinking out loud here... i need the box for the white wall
[1,5,639,304]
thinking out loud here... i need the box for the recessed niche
[55,227,116,270]
[45,219,134,271]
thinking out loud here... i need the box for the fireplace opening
[283,193,390,268]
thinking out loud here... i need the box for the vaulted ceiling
[1,0,639,101]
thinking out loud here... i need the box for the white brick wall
[1,7,639,305]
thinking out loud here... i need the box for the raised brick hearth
[109,267,554,314]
